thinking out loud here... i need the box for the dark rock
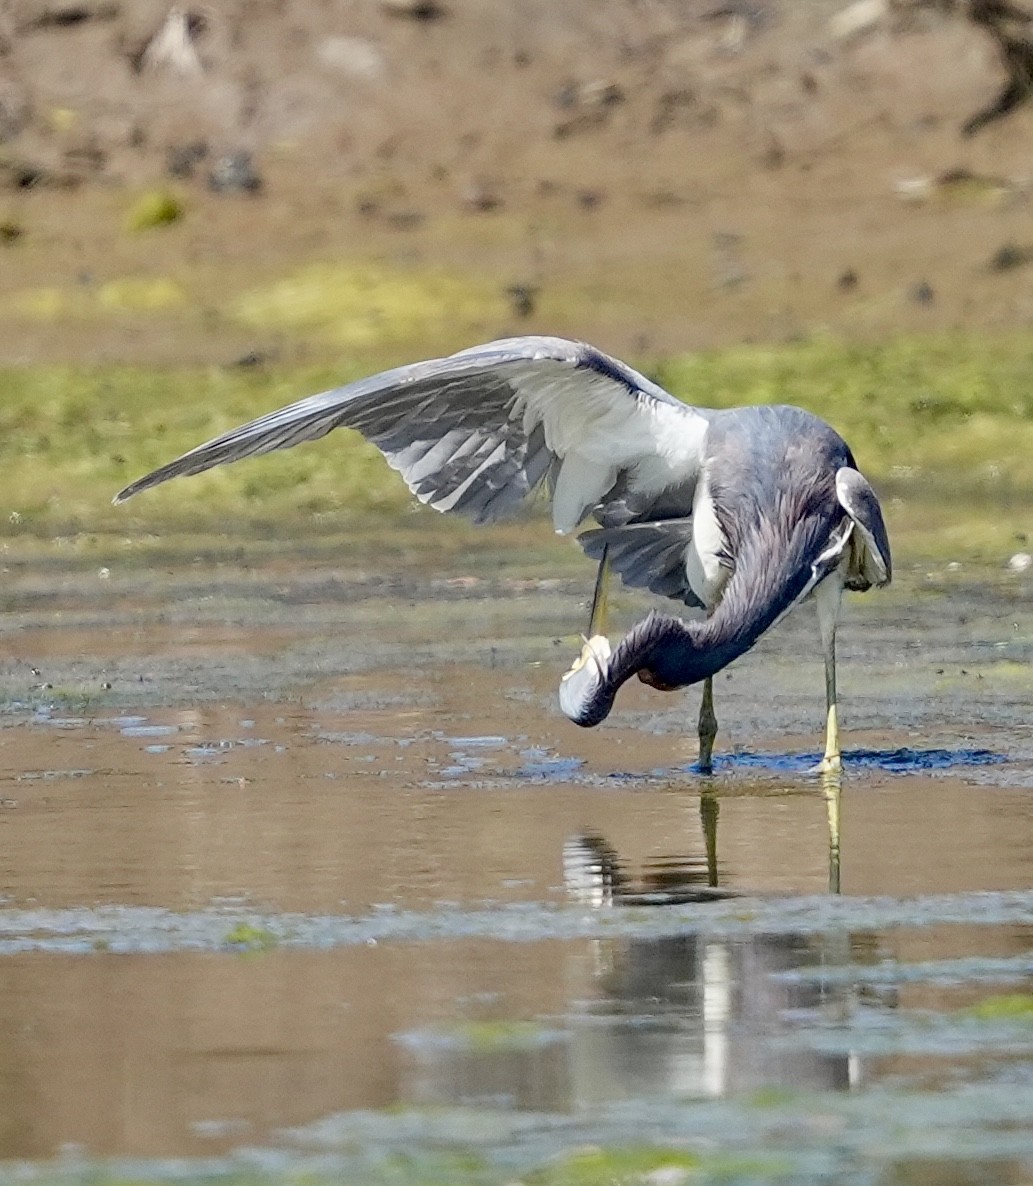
[166,140,209,179]
[554,110,607,139]
[506,284,537,319]
[837,268,859,291]
[17,1,120,31]
[462,181,502,213]
[553,79,624,137]
[640,188,687,208]
[554,80,579,110]
[0,87,30,142]
[989,242,1033,271]
[208,151,262,195]
[0,219,24,244]
[380,0,445,20]
[651,89,696,135]
[384,211,425,230]
[231,350,273,368]
[0,158,78,190]
[759,136,785,169]
[910,280,935,305]
[962,0,1033,136]
[711,230,748,290]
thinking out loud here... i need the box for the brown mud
[3,3,1033,366]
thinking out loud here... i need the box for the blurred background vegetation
[2,0,1033,563]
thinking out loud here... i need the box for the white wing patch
[509,365,708,533]
[552,453,619,534]
[684,473,730,610]
[114,334,711,538]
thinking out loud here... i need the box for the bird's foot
[696,735,716,775]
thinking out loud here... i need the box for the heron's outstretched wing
[578,519,706,609]
[114,336,710,534]
[835,468,892,589]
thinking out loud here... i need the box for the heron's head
[559,635,614,727]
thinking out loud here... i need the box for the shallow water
[1,531,1033,1183]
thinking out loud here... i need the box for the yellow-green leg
[587,545,611,638]
[698,675,717,774]
[820,647,841,774]
[816,577,843,774]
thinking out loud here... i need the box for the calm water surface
[1,529,1033,1183]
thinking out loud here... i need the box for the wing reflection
[562,832,735,907]
[399,923,856,1109]
[400,780,854,1112]
[565,930,854,1102]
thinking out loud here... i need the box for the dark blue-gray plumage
[115,335,891,769]
[560,408,891,761]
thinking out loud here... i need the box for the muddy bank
[2,4,1033,366]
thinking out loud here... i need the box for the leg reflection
[700,788,719,889]
[823,768,842,895]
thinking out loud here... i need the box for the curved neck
[602,602,763,698]
[596,506,842,709]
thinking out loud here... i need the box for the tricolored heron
[115,336,891,771]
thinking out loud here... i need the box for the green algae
[4,276,189,320]
[419,1020,554,1054]
[0,334,1031,559]
[232,261,508,354]
[124,191,185,232]
[652,334,1033,500]
[964,993,1033,1022]
[523,1145,701,1185]
[224,922,278,951]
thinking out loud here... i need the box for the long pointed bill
[587,546,611,638]
[559,634,613,726]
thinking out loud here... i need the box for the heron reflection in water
[116,337,891,771]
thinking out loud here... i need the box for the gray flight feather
[578,519,706,608]
[113,337,698,531]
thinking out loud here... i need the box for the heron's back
[704,405,854,551]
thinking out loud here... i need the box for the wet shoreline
[0,528,1032,1182]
